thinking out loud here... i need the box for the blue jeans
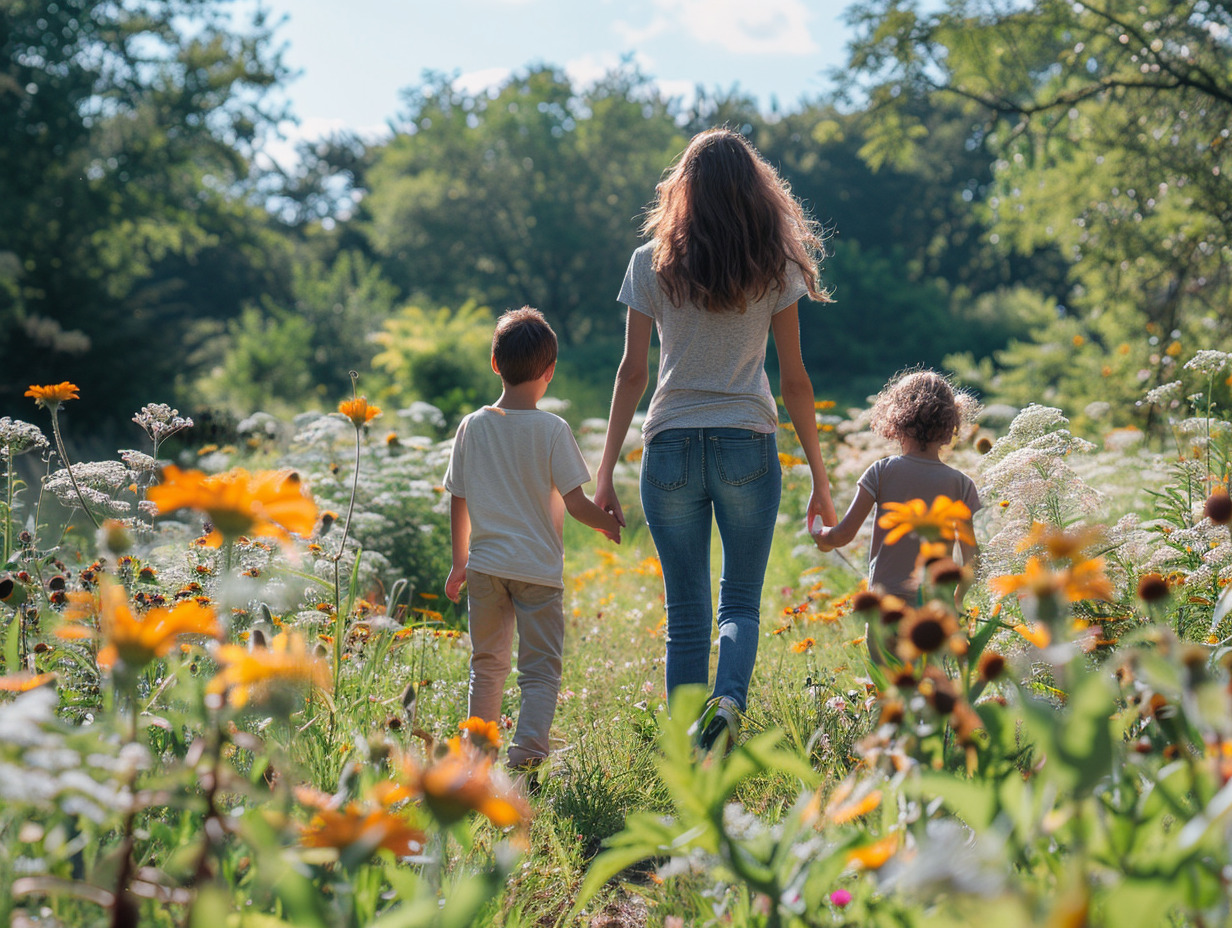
[640,427,781,711]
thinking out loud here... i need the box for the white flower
[0,417,50,456]
[1143,381,1184,405]
[1083,401,1111,420]
[132,403,193,443]
[1182,350,1231,376]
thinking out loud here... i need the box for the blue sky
[241,0,860,163]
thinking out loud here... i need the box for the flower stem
[48,407,100,530]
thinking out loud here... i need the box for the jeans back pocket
[710,433,769,486]
[642,436,691,491]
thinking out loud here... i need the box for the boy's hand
[812,525,835,552]
[600,523,622,545]
[445,565,467,603]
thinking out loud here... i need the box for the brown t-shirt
[857,454,982,599]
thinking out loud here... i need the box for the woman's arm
[771,303,837,528]
[594,309,654,526]
[815,486,875,550]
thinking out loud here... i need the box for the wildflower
[402,738,529,829]
[975,436,993,454]
[815,400,837,410]
[989,555,1114,603]
[148,466,317,546]
[0,671,57,693]
[1012,623,1051,648]
[25,382,79,409]
[295,784,425,859]
[851,590,881,613]
[338,396,381,428]
[1206,489,1232,525]
[878,496,975,546]
[829,889,852,907]
[0,417,50,456]
[847,833,898,870]
[132,404,193,445]
[1072,335,1085,348]
[59,580,221,670]
[208,631,331,709]
[977,651,1006,682]
[778,452,807,469]
[459,716,503,750]
[899,602,959,656]
[792,637,816,653]
[878,594,909,626]
[824,778,882,825]
[1143,381,1183,405]
[1136,573,1170,603]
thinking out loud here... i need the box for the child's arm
[955,539,979,611]
[445,494,470,602]
[771,304,838,529]
[814,486,875,552]
[563,486,622,544]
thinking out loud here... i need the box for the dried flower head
[0,417,50,457]
[1136,572,1170,603]
[1205,489,1232,525]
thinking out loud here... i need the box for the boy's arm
[445,494,470,602]
[563,486,621,544]
[814,486,875,551]
[772,304,838,529]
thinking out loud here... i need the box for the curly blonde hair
[869,369,980,447]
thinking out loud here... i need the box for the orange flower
[0,671,57,693]
[791,637,816,653]
[823,778,883,825]
[459,716,503,750]
[295,784,425,859]
[403,737,529,828]
[25,382,79,408]
[846,833,899,870]
[95,580,220,669]
[990,556,1114,603]
[208,631,332,708]
[148,466,317,546]
[338,396,381,427]
[878,497,974,546]
[779,452,807,469]
[1012,622,1052,648]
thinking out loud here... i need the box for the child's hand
[445,565,467,603]
[812,525,835,552]
[600,521,622,545]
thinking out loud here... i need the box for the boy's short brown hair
[492,306,557,386]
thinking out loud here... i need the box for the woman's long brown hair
[643,128,830,313]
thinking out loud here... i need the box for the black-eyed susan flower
[295,783,425,859]
[208,631,331,709]
[401,738,529,828]
[878,496,974,546]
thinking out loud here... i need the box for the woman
[594,128,836,751]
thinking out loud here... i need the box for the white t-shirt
[617,242,810,441]
[443,406,591,588]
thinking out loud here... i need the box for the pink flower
[829,888,852,908]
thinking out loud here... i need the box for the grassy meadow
[3,362,1232,927]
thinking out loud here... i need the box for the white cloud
[617,0,818,56]
[453,66,513,96]
[257,117,389,173]
[563,50,654,88]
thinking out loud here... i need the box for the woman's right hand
[594,472,626,527]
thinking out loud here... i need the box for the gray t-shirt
[443,407,591,588]
[858,454,982,599]
[617,242,809,441]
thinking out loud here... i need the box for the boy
[443,307,621,773]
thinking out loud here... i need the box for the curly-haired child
[813,369,981,607]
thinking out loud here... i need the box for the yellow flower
[1072,334,1085,347]
[295,784,425,859]
[25,382,80,408]
[148,466,318,546]
[846,833,899,870]
[791,637,816,653]
[338,396,381,427]
[878,496,974,546]
[778,452,807,469]
[208,631,332,708]
[0,671,57,693]
[1012,622,1052,648]
[459,716,503,750]
[403,738,529,828]
[990,555,1113,603]
[814,400,837,410]
[1166,340,1182,357]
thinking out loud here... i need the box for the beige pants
[465,569,564,767]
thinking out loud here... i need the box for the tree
[844,0,1232,413]
[359,65,684,347]
[1,0,293,428]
